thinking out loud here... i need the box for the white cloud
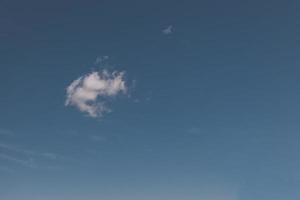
[162,25,173,35]
[65,70,127,117]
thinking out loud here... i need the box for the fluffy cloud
[65,70,127,117]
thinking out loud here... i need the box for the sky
[1,0,300,199]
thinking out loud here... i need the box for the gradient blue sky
[1,0,300,199]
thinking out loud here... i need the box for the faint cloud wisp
[162,25,173,35]
[0,129,14,136]
[94,55,109,65]
[0,143,63,170]
[0,153,36,169]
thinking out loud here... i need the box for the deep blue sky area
[1,0,300,199]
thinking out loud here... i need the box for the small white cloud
[162,25,173,35]
[65,70,127,117]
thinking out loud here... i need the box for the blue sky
[1,0,300,199]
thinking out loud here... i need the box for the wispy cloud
[187,127,202,135]
[0,143,62,170]
[162,25,173,35]
[0,143,31,154]
[0,166,14,173]
[95,55,109,65]
[0,129,14,136]
[0,143,57,160]
[41,152,58,160]
[0,153,36,168]
[65,70,128,117]
[89,135,107,142]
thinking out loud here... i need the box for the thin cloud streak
[0,143,59,160]
[0,153,36,168]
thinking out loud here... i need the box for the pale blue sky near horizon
[1,0,300,199]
